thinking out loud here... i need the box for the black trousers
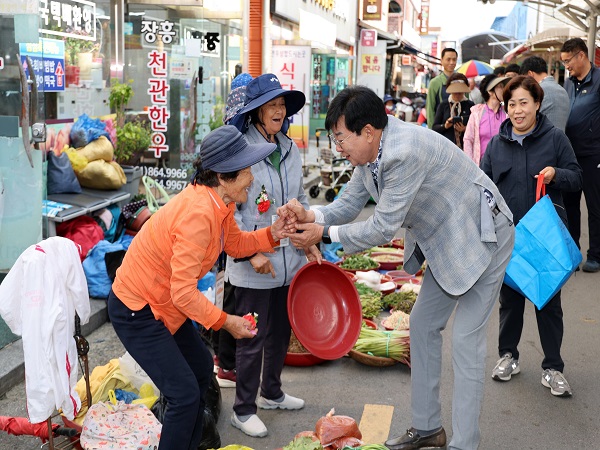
[108,290,213,450]
[215,281,237,370]
[498,284,564,372]
[563,153,600,262]
[233,285,291,416]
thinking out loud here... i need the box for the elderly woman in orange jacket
[108,125,298,450]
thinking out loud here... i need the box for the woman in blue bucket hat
[212,72,255,386]
[226,73,320,438]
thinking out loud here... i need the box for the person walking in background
[223,72,254,130]
[481,76,582,397]
[519,56,570,131]
[560,38,600,273]
[493,66,506,76]
[426,48,457,129]
[213,72,255,388]
[108,126,288,450]
[469,78,484,104]
[463,75,509,165]
[504,63,521,78]
[432,73,474,149]
[280,85,514,450]
[383,94,398,116]
[227,73,320,437]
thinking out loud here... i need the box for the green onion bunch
[382,291,417,313]
[340,254,379,270]
[352,327,410,365]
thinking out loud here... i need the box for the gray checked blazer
[319,116,513,297]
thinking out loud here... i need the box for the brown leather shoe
[385,427,447,450]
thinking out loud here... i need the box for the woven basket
[348,349,398,367]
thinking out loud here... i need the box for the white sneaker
[541,369,573,397]
[231,413,268,437]
[491,353,520,381]
[257,393,305,410]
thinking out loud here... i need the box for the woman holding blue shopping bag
[481,75,582,397]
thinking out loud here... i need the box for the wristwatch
[322,225,332,244]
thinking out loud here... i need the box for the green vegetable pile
[383,291,417,313]
[283,436,323,450]
[355,283,383,319]
[340,254,378,270]
[352,327,410,365]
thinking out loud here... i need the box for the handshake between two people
[270,198,324,265]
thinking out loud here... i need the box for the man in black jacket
[560,38,600,273]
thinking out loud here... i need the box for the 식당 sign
[271,45,311,149]
[19,38,66,92]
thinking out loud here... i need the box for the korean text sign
[271,45,311,148]
[19,38,66,92]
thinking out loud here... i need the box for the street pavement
[1,169,600,449]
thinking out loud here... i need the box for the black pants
[233,285,291,416]
[215,281,237,370]
[498,284,564,372]
[563,153,600,262]
[108,290,213,450]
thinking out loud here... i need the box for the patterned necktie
[368,138,383,190]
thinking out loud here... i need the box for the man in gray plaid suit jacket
[283,86,515,450]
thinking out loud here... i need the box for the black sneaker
[385,427,446,450]
[582,259,600,273]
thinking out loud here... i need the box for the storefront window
[39,0,114,120]
[123,4,243,191]
[309,54,348,135]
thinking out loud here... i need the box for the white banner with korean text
[271,45,311,149]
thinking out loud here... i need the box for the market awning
[501,43,530,64]
[357,20,439,65]
[357,20,399,42]
[460,31,514,63]
[398,42,440,65]
[526,27,585,50]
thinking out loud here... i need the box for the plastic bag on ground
[80,401,161,450]
[118,351,159,395]
[315,408,362,447]
[151,373,222,450]
[330,436,363,449]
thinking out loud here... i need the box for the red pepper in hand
[243,312,259,335]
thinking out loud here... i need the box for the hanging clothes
[0,237,90,423]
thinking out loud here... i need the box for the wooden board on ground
[358,404,394,444]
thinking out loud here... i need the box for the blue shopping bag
[504,177,582,310]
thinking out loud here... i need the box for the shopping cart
[309,128,353,202]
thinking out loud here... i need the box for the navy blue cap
[200,125,276,172]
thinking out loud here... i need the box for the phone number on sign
[143,166,189,179]
[146,177,188,191]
